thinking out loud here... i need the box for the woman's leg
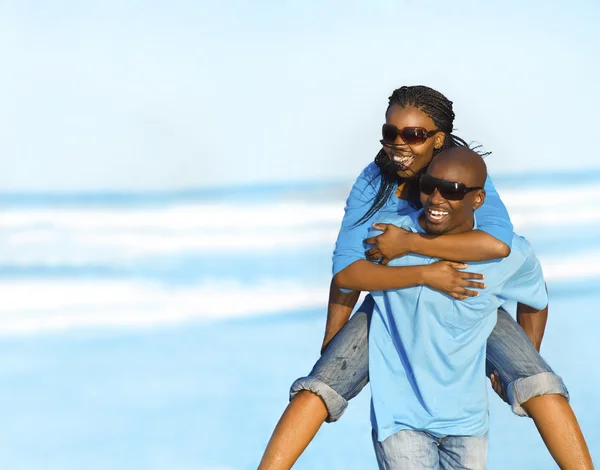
[524,394,592,469]
[486,309,593,469]
[258,391,328,470]
[258,296,373,470]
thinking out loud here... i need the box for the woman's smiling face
[382,104,445,179]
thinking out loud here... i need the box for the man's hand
[490,370,508,403]
[422,261,486,300]
[365,223,414,264]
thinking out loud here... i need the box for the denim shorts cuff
[289,376,348,423]
[507,372,570,417]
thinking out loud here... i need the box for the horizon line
[0,168,598,208]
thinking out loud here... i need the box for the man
[367,147,550,469]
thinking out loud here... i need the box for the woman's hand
[422,261,486,300]
[365,223,414,264]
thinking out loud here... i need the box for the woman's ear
[473,189,486,210]
[434,133,445,149]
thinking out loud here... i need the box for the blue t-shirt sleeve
[332,162,382,277]
[498,240,548,310]
[478,175,514,249]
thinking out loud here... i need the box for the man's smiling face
[420,147,487,236]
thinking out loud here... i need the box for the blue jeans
[290,295,569,422]
[372,428,488,470]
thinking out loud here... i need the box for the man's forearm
[334,259,426,292]
[322,279,360,351]
[408,230,510,262]
[517,302,549,352]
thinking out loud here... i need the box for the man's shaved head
[419,147,487,235]
[427,147,487,189]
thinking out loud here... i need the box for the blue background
[1,1,599,468]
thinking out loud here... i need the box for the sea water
[0,175,598,469]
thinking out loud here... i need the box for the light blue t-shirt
[368,211,548,442]
[332,162,513,278]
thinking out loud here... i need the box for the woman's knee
[507,372,569,417]
[521,392,569,415]
[290,376,349,422]
[288,296,374,422]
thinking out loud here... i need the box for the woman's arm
[334,259,485,299]
[334,259,428,291]
[406,229,510,261]
[368,227,509,262]
[327,257,486,345]
[366,175,514,262]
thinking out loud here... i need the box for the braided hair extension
[355,85,487,226]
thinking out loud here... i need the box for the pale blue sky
[1,0,599,190]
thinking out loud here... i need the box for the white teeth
[393,156,413,165]
[428,209,449,221]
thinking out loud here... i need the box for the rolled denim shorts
[372,428,488,470]
[290,295,569,423]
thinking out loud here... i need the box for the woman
[258,86,593,469]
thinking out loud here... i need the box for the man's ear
[434,132,445,149]
[473,189,486,210]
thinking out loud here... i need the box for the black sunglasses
[381,124,441,146]
[419,174,484,201]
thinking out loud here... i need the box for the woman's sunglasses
[381,124,441,146]
[419,174,484,201]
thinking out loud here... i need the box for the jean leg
[438,434,487,470]
[485,308,569,417]
[289,295,373,422]
[372,428,440,470]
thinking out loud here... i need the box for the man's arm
[321,280,361,353]
[499,238,549,351]
[517,291,549,352]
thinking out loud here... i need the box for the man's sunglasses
[419,174,484,201]
[381,124,441,146]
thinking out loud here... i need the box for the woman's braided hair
[356,85,482,226]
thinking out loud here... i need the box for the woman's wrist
[405,232,422,256]
[416,264,429,286]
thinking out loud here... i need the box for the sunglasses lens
[420,175,468,200]
[382,124,398,143]
[382,125,428,145]
[400,128,426,145]
[419,175,437,195]
[438,184,465,200]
